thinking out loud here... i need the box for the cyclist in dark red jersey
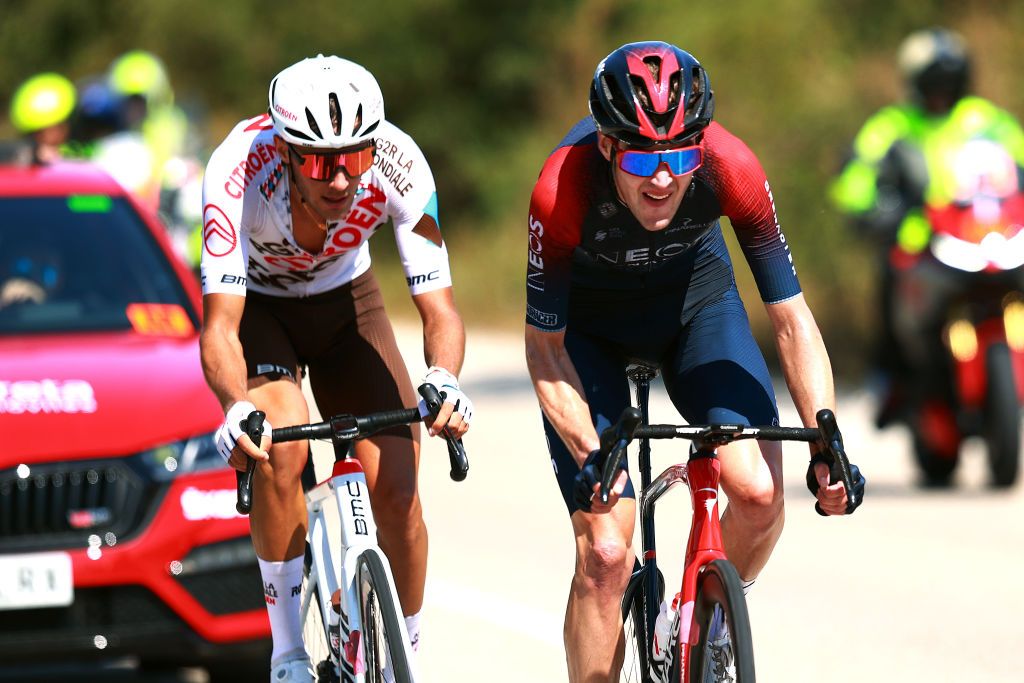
[524,41,861,681]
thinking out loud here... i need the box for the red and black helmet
[589,41,714,148]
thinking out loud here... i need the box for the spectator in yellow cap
[107,50,190,207]
[9,72,76,164]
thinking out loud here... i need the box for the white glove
[215,401,272,463]
[418,366,473,426]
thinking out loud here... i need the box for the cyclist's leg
[543,330,637,682]
[306,271,426,622]
[238,293,314,669]
[664,286,783,582]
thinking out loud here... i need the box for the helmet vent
[687,67,704,112]
[283,127,314,142]
[600,75,634,126]
[328,92,342,136]
[642,56,662,82]
[305,108,323,140]
[361,119,380,136]
[352,103,363,137]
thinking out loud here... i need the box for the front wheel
[357,550,414,683]
[300,569,340,683]
[686,559,755,683]
[984,343,1021,488]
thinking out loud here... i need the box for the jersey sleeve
[380,126,453,295]
[199,120,256,297]
[702,123,802,304]
[526,146,587,331]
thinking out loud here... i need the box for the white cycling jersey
[200,113,452,298]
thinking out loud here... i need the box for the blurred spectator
[7,72,76,165]
[829,27,1024,425]
[64,77,155,202]
[107,50,191,208]
[107,50,203,268]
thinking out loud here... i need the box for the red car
[0,162,270,680]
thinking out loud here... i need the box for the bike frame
[302,432,418,683]
[628,366,730,681]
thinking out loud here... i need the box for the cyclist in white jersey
[199,54,473,682]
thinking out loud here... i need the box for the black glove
[573,449,626,512]
[806,452,866,516]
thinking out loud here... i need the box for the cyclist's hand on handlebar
[417,366,473,438]
[573,449,628,514]
[809,457,847,515]
[807,454,866,516]
[215,401,272,472]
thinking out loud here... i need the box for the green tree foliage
[3,0,1023,374]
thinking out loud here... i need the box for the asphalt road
[398,326,1024,683]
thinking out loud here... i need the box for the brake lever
[814,408,859,515]
[234,410,266,515]
[597,407,643,504]
[417,383,469,482]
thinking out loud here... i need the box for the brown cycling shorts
[238,270,418,441]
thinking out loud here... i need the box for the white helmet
[268,54,384,149]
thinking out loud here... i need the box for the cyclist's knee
[371,482,422,530]
[264,440,307,490]
[576,535,632,593]
[727,476,784,526]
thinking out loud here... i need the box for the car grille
[174,537,266,615]
[0,459,151,552]
[177,565,265,615]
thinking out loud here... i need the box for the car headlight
[139,431,223,481]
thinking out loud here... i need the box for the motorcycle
[893,138,1024,487]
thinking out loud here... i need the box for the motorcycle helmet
[268,54,384,149]
[897,28,971,109]
[108,50,173,109]
[10,72,76,134]
[589,41,714,148]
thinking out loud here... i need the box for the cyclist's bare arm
[765,294,836,424]
[525,326,600,465]
[526,326,629,512]
[411,285,469,436]
[412,286,465,376]
[200,292,267,463]
[764,294,846,513]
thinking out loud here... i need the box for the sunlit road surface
[371,325,1023,683]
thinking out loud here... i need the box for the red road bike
[604,364,860,682]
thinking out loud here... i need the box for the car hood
[0,331,222,464]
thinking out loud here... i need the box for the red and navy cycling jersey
[525,117,801,332]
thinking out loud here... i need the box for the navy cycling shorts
[542,286,780,515]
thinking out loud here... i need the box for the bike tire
[686,559,755,683]
[984,343,1021,488]
[301,566,341,683]
[620,563,663,682]
[357,550,413,683]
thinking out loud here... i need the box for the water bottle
[651,597,677,663]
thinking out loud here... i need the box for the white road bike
[234,385,469,682]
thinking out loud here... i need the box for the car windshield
[0,195,197,334]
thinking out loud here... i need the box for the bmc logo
[406,270,439,287]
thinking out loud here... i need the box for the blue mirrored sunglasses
[617,146,703,177]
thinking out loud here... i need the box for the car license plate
[0,552,73,610]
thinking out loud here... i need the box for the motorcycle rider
[830,27,1024,475]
